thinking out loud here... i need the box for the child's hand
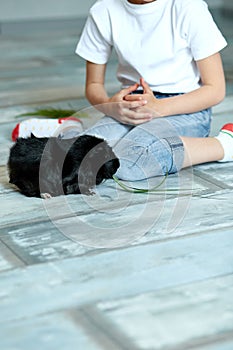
[103,84,153,125]
[124,78,162,118]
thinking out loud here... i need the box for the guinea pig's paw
[40,192,52,199]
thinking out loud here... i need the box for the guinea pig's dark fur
[8,134,120,198]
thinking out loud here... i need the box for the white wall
[0,0,96,22]
[0,0,225,22]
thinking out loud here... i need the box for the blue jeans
[81,95,212,181]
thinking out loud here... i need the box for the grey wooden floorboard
[2,190,233,264]
[1,274,233,350]
[0,167,233,262]
[97,274,233,350]
[0,229,233,323]
[198,340,233,350]
[0,220,93,265]
[0,240,25,272]
[0,312,103,350]
[194,162,233,189]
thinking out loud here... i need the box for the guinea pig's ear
[30,133,36,138]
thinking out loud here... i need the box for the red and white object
[220,123,233,136]
[216,123,233,162]
[12,117,83,141]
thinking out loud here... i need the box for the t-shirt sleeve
[75,8,113,64]
[180,0,227,61]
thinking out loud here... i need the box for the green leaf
[15,108,79,119]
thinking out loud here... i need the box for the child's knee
[115,147,165,181]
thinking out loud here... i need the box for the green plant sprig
[112,175,195,194]
[113,174,168,193]
[15,108,78,119]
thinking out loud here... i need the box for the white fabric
[216,130,233,162]
[17,118,83,138]
[76,0,227,93]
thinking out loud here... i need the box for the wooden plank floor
[0,9,233,350]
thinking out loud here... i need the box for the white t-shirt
[76,0,227,93]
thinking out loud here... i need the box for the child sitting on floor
[74,0,233,179]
